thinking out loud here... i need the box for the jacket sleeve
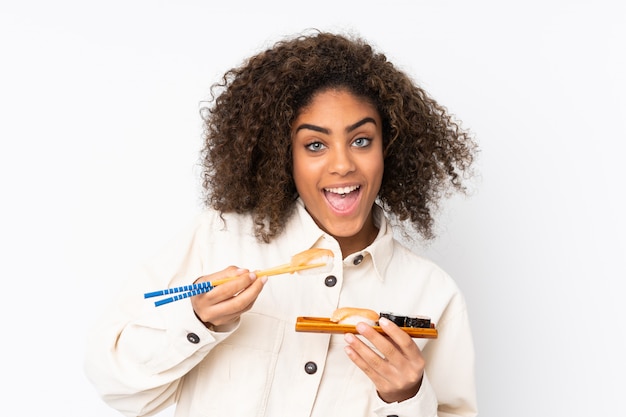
[83,214,238,417]
[424,292,478,417]
[372,291,478,417]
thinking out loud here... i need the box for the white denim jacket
[85,200,477,417]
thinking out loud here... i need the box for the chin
[323,222,366,239]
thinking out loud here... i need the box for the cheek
[369,156,384,189]
[292,155,313,194]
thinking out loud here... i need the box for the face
[291,89,384,254]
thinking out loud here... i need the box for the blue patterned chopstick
[144,282,214,307]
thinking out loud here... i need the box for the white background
[1,1,624,416]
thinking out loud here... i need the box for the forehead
[296,88,379,119]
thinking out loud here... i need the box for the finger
[375,318,425,396]
[343,328,390,381]
[191,267,250,316]
[208,277,266,325]
[346,323,425,403]
[220,273,266,308]
[198,270,255,304]
[194,266,247,287]
[376,317,423,361]
[193,273,266,325]
[352,321,424,380]
[353,321,397,360]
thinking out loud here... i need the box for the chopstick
[144,282,214,306]
[252,262,326,277]
[144,262,327,307]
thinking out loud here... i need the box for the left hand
[343,316,425,403]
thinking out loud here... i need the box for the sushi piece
[379,311,407,327]
[289,248,334,274]
[379,312,431,329]
[208,248,335,287]
[254,248,335,277]
[290,248,333,267]
[331,307,379,326]
[405,315,431,329]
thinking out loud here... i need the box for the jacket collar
[286,199,393,282]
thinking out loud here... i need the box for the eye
[352,137,372,148]
[305,141,326,152]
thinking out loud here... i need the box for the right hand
[191,266,267,329]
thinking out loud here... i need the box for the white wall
[1,1,624,416]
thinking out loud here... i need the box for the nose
[328,147,356,176]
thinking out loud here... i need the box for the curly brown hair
[201,30,477,243]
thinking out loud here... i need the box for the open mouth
[324,185,360,212]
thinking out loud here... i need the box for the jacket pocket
[187,312,285,417]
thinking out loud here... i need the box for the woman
[85,30,478,417]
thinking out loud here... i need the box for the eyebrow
[294,117,377,135]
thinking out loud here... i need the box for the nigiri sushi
[255,247,335,277]
[331,307,379,326]
[289,248,334,274]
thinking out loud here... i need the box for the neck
[335,219,378,259]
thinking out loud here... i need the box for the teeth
[325,185,359,195]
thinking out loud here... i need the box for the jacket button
[186,333,200,344]
[324,275,337,287]
[304,361,317,374]
[353,254,364,265]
